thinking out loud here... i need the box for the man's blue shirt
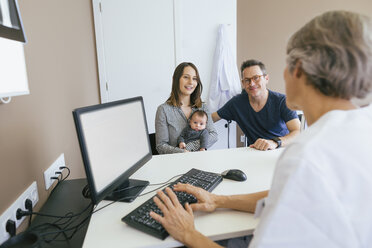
[217,90,298,145]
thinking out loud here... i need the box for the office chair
[149,133,159,155]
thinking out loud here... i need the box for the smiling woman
[155,62,218,154]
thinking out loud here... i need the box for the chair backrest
[149,133,159,155]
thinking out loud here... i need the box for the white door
[93,0,176,133]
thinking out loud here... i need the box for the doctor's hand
[249,138,277,151]
[173,183,218,212]
[150,187,197,243]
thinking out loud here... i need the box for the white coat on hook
[208,24,241,113]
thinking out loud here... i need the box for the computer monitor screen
[73,97,151,205]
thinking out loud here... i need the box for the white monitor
[73,97,151,204]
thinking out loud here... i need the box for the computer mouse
[221,169,247,182]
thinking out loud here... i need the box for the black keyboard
[121,168,223,239]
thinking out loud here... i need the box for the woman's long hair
[166,62,203,108]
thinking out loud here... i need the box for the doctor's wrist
[214,195,228,209]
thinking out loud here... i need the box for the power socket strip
[44,153,65,190]
[0,181,39,245]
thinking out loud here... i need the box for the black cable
[19,202,93,219]
[28,214,32,227]
[34,201,95,242]
[35,180,173,243]
[93,181,174,214]
[38,214,92,242]
[63,214,92,240]
[43,207,94,242]
[39,223,68,243]
[5,220,16,237]
[94,173,185,213]
[52,212,75,226]
[29,204,92,227]
[24,165,90,243]
[137,182,174,197]
[93,174,184,213]
[34,222,69,243]
[111,184,149,194]
[30,206,93,243]
[18,210,73,219]
[31,173,183,243]
[59,166,70,181]
[49,165,71,196]
[30,212,76,242]
[112,173,183,194]
[25,198,33,227]
[50,176,60,183]
[92,195,136,214]
[147,173,184,186]
[43,212,88,243]
[55,171,62,180]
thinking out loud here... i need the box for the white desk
[83,147,283,248]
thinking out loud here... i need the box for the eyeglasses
[242,75,265,84]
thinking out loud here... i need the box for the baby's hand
[199,148,206,151]
[179,142,186,149]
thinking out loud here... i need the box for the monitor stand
[104,179,149,202]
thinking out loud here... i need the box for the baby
[178,110,209,152]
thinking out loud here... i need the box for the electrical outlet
[0,208,16,245]
[44,153,65,190]
[0,181,39,245]
[14,182,39,227]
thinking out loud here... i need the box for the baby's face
[189,114,207,131]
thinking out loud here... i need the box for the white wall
[92,0,175,134]
[93,0,238,150]
[174,0,237,150]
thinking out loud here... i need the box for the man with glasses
[212,59,300,150]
